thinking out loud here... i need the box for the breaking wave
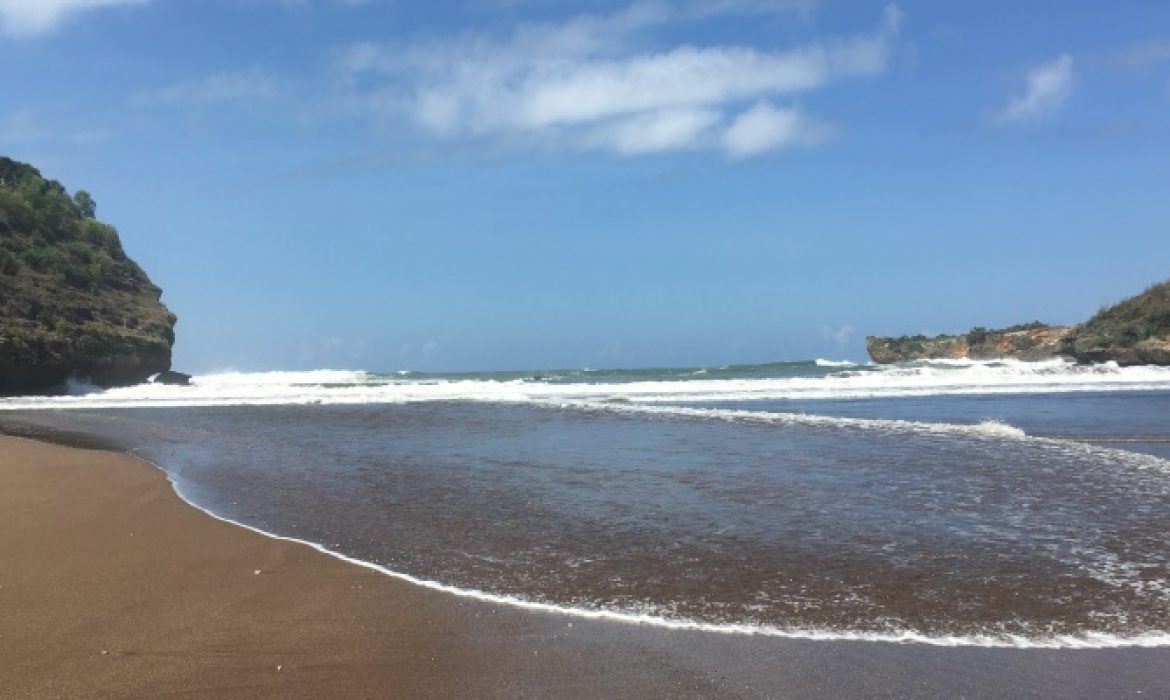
[3,358,1170,411]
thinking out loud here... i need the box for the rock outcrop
[152,370,192,386]
[867,280,1170,366]
[866,324,1071,364]
[0,157,176,394]
[1059,280,1170,365]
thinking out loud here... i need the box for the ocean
[3,357,1170,648]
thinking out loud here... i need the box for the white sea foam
[563,401,1170,474]
[815,358,857,367]
[63,376,102,396]
[552,400,1032,441]
[3,358,1170,411]
[192,369,373,386]
[969,419,1029,440]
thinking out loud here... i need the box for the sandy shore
[3,434,1170,699]
[0,436,490,698]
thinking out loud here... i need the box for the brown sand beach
[3,434,1170,699]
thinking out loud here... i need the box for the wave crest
[3,359,1170,410]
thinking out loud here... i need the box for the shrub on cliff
[0,249,17,275]
[0,162,145,291]
[1068,281,1170,353]
[966,327,989,346]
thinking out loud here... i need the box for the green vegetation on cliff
[866,323,1069,364]
[1061,281,1170,365]
[0,156,176,393]
[881,321,1052,353]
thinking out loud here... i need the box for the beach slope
[0,437,475,698]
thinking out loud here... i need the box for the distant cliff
[867,280,1170,366]
[1061,280,1170,365]
[0,157,176,394]
[866,323,1071,363]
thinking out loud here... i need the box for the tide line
[122,451,1170,651]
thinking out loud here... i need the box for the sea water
[3,358,1170,647]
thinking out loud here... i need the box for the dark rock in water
[0,156,177,395]
[153,370,192,386]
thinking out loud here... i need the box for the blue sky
[2,0,1168,372]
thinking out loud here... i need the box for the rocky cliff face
[866,325,1072,363]
[1059,280,1170,366]
[867,280,1170,366]
[0,157,176,394]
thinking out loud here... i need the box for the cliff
[1060,280,1170,365]
[0,157,176,394]
[866,323,1071,363]
[867,280,1170,365]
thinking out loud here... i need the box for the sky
[1,0,1168,372]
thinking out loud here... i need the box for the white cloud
[0,0,148,37]
[722,101,830,157]
[585,107,722,154]
[504,42,882,132]
[0,0,375,36]
[994,54,1074,125]
[337,2,900,157]
[135,68,285,107]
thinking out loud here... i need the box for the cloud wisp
[0,0,149,37]
[336,2,902,158]
[994,54,1074,126]
[0,0,380,37]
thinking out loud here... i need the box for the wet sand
[2,435,1169,699]
[0,436,483,698]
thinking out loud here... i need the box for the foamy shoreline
[163,467,1170,650]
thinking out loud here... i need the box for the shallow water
[4,360,1170,645]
